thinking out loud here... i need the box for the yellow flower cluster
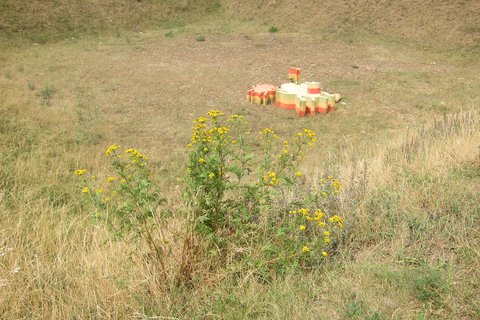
[329,215,344,228]
[303,129,316,145]
[208,126,230,135]
[105,144,121,156]
[315,176,344,197]
[207,110,224,118]
[106,177,117,183]
[227,114,245,123]
[289,207,344,256]
[190,113,232,147]
[262,171,279,186]
[282,140,289,154]
[124,148,148,161]
[294,129,317,147]
[190,118,209,146]
[258,128,279,140]
[332,179,342,194]
[74,169,86,176]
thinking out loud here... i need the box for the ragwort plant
[184,110,245,236]
[74,110,347,288]
[75,145,169,282]
[184,110,345,273]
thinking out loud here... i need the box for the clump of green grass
[27,80,35,91]
[165,30,175,38]
[195,34,205,42]
[268,26,279,33]
[37,84,56,105]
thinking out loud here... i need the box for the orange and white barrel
[296,97,306,117]
[327,94,336,112]
[317,96,328,114]
[307,82,321,94]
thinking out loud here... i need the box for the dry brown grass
[0,4,479,318]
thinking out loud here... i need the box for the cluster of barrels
[246,68,339,117]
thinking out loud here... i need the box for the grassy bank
[1,0,479,50]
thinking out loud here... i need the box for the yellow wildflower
[74,169,86,176]
[207,110,224,118]
[302,246,310,253]
[332,179,342,190]
[315,209,324,220]
[299,225,306,231]
[81,187,90,193]
[329,215,344,228]
[322,251,328,257]
[198,158,206,164]
[298,208,309,215]
[106,177,117,183]
[94,188,104,194]
[195,116,208,124]
[324,231,331,237]
[295,171,302,177]
[262,171,279,186]
[105,144,121,156]
[208,173,215,179]
[125,148,148,160]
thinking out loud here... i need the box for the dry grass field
[0,1,479,319]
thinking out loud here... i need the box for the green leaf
[228,165,243,180]
[243,153,254,162]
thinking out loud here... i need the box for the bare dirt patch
[2,31,479,170]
